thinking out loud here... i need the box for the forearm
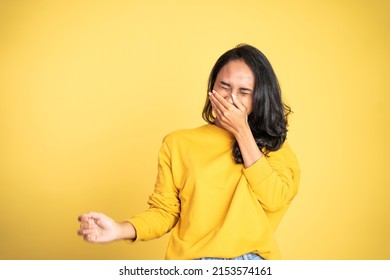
[242,142,300,212]
[128,206,180,241]
[234,124,263,168]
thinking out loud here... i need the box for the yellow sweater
[128,124,300,260]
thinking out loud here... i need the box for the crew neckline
[203,124,235,140]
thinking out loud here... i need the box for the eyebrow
[220,81,253,92]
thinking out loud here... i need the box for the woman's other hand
[77,212,136,243]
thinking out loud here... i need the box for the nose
[225,93,234,104]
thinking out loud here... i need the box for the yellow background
[0,0,389,260]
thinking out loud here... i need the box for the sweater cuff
[242,156,274,188]
[124,216,148,244]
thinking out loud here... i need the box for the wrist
[233,123,251,140]
[233,124,263,168]
[117,221,136,240]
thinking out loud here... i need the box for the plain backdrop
[0,0,389,259]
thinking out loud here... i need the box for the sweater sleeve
[242,141,300,212]
[128,138,180,241]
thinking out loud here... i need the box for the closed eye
[219,83,231,91]
[240,90,252,95]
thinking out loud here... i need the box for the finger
[77,224,99,235]
[212,90,234,109]
[78,211,104,222]
[79,221,97,230]
[78,214,89,222]
[210,93,237,120]
[210,99,232,129]
[209,95,224,118]
[85,211,105,219]
[232,94,246,112]
[209,92,231,114]
[84,234,98,243]
[77,228,97,236]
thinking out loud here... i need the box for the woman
[77,44,300,260]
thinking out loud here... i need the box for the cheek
[239,96,254,112]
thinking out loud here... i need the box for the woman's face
[213,59,255,114]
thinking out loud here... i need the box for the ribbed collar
[202,124,235,140]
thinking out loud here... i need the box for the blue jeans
[196,252,264,260]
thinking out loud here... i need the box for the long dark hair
[202,44,291,164]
